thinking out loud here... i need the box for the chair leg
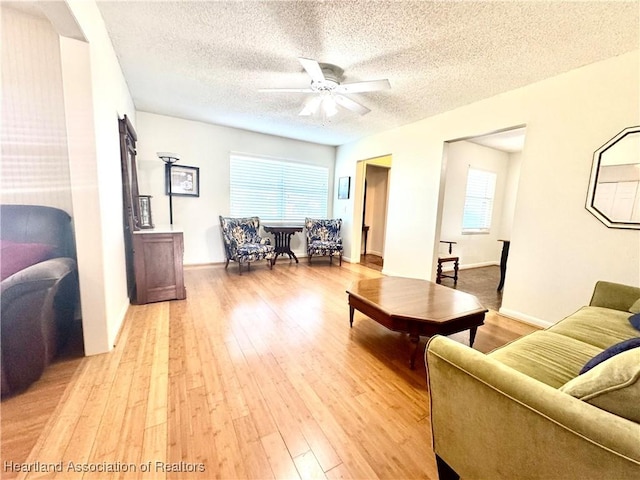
[453,259,459,285]
[329,255,333,265]
[436,260,443,284]
[224,258,229,269]
[308,254,312,264]
[339,253,342,266]
[269,258,273,270]
[238,262,242,275]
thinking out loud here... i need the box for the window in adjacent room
[462,167,497,234]
[229,153,328,223]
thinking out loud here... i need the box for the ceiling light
[322,96,338,117]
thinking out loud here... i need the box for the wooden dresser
[132,226,186,304]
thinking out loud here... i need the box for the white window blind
[462,168,497,233]
[230,153,328,223]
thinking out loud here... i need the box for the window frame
[461,167,497,235]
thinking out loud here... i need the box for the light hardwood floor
[1,261,538,479]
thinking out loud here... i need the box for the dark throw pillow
[629,313,640,332]
[580,338,640,375]
[1,240,56,281]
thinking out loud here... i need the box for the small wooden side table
[263,225,303,264]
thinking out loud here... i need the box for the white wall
[500,151,522,239]
[63,0,136,354]
[440,141,511,268]
[1,7,73,213]
[135,112,336,265]
[336,51,640,327]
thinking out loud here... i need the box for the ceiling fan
[259,57,391,117]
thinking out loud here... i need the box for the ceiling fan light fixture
[322,96,338,117]
[299,96,322,116]
[273,57,389,118]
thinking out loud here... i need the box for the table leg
[272,232,299,264]
[409,334,420,369]
[287,233,299,263]
[349,305,354,328]
[497,241,510,291]
[469,326,478,348]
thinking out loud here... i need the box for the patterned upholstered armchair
[304,218,343,265]
[219,216,275,274]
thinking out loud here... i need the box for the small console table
[263,225,303,264]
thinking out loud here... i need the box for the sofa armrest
[589,281,640,312]
[1,257,77,396]
[425,336,640,480]
[1,258,75,299]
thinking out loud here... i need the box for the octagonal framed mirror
[586,126,640,229]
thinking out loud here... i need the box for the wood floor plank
[293,450,327,480]
[2,263,538,479]
[232,415,274,480]
[260,431,301,480]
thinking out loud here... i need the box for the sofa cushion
[559,348,640,423]
[1,241,56,281]
[548,306,638,350]
[628,298,640,314]
[488,331,601,388]
[628,313,640,331]
[580,338,640,374]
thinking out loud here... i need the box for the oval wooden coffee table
[346,276,488,368]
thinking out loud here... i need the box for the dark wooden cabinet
[132,229,186,304]
[119,115,186,305]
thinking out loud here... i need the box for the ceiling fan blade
[259,88,314,93]
[299,96,323,116]
[334,95,370,115]
[298,57,325,83]
[335,79,391,94]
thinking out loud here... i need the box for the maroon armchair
[1,205,79,396]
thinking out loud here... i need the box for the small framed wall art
[338,176,351,199]
[166,165,200,197]
[137,195,154,229]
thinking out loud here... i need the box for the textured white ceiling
[95,1,639,146]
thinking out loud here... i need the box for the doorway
[437,126,526,310]
[356,156,391,269]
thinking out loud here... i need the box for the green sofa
[425,281,640,480]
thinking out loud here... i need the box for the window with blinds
[229,153,329,223]
[462,168,497,234]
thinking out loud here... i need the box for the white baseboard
[498,307,553,329]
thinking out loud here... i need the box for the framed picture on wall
[137,195,154,229]
[338,176,351,199]
[166,165,200,197]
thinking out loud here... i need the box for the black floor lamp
[157,152,180,225]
